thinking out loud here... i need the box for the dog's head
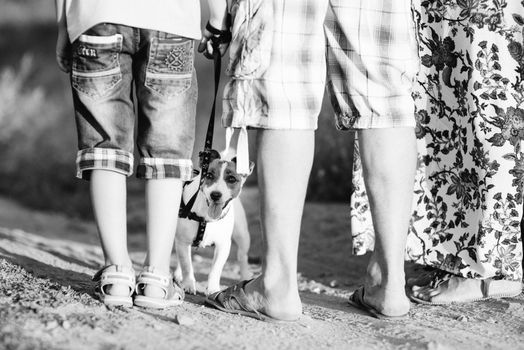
[199,150,254,220]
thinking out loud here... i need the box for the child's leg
[133,30,197,302]
[142,178,183,298]
[69,24,137,302]
[90,169,132,296]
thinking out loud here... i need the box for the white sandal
[134,266,185,309]
[92,265,136,307]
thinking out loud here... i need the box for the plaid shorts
[222,0,329,130]
[325,0,419,130]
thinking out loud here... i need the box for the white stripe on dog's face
[202,159,245,220]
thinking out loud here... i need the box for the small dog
[174,150,254,295]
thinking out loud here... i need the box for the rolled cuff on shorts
[332,94,417,130]
[136,157,193,180]
[223,111,319,131]
[76,148,134,180]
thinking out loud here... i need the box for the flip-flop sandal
[348,287,409,320]
[133,266,185,309]
[92,265,136,308]
[205,280,292,323]
[408,273,523,305]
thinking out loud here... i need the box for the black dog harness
[178,22,231,247]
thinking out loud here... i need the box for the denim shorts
[70,23,197,180]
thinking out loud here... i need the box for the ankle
[261,272,297,294]
[142,264,170,276]
[366,258,406,289]
[104,258,133,268]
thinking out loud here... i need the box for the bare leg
[90,170,132,296]
[242,129,314,321]
[358,127,417,316]
[143,178,183,297]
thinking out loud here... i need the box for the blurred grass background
[0,0,354,223]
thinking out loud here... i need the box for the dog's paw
[174,267,183,283]
[181,278,197,295]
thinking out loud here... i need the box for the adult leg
[241,129,314,321]
[358,127,417,316]
[90,169,132,296]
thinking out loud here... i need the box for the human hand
[197,21,231,59]
[56,27,71,73]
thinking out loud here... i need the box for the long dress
[350,0,523,281]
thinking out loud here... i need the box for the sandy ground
[0,188,524,350]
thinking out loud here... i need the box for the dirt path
[0,188,523,350]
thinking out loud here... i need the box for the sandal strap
[215,280,260,316]
[93,265,136,297]
[428,270,453,288]
[481,278,493,298]
[135,267,173,298]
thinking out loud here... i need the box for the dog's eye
[226,176,238,184]
[206,173,215,180]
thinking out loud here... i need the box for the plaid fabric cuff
[136,158,194,180]
[76,148,134,180]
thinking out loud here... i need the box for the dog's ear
[199,149,221,168]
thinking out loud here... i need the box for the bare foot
[242,275,302,321]
[411,273,523,304]
[361,255,410,317]
[105,284,132,298]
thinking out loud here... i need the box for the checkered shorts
[222,0,329,130]
[325,0,419,130]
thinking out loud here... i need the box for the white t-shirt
[65,0,201,42]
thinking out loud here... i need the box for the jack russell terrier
[174,149,254,295]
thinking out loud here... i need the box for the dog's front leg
[232,200,252,280]
[207,239,231,295]
[175,238,197,295]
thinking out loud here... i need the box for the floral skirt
[350,0,524,281]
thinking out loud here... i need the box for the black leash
[179,22,231,247]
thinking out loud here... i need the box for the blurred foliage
[308,102,354,202]
[0,56,93,217]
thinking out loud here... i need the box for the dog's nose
[210,191,222,201]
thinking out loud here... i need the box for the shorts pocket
[145,37,194,98]
[71,33,123,99]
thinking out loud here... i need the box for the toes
[411,285,423,292]
[412,286,432,301]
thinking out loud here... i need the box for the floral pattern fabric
[350,0,524,281]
